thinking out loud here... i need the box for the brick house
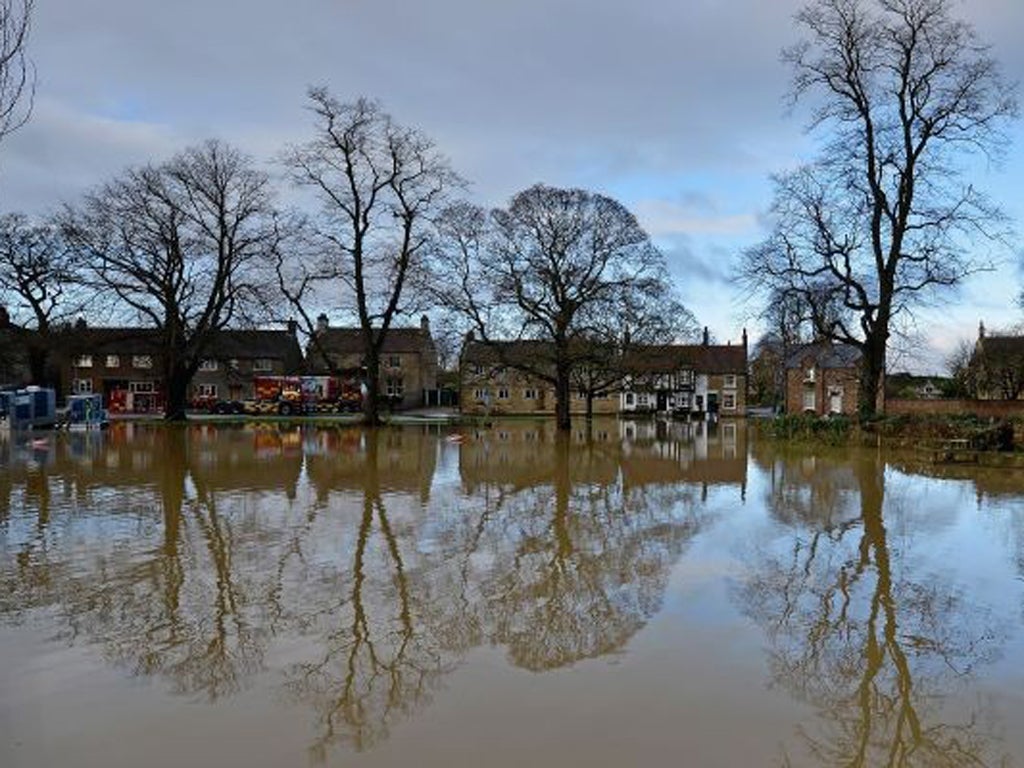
[619,329,748,418]
[306,315,439,410]
[191,326,304,403]
[61,327,166,414]
[784,342,863,416]
[459,338,620,416]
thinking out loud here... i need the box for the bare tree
[63,140,281,420]
[0,0,33,150]
[0,212,84,386]
[434,185,687,430]
[279,90,459,424]
[739,0,1018,417]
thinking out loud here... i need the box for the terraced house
[306,314,439,410]
[460,329,748,418]
[190,325,304,403]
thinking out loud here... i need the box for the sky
[1,0,1022,373]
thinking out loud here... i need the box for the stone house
[459,338,620,416]
[784,342,862,416]
[191,325,304,403]
[971,323,1024,400]
[306,315,439,410]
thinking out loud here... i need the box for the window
[75,355,93,368]
[723,393,736,410]
[73,378,93,394]
[497,387,509,400]
[386,378,404,398]
[802,390,816,412]
[723,374,737,389]
[638,394,649,406]
[195,383,218,398]
[523,388,537,400]
[679,369,694,385]
[253,358,273,372]
[133,355,153,369]
[228,358,240,370]
[105,355,120,368]
[387,355,402,368]
[472,364,484,375]
[473,388,490,401]
[129,381,155,393]
[199,359,219,371]
[625,392,635,406]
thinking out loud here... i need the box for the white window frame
[387,355,402,368]
[73,378,93,394]
[75,355,93,368]
[105,355,120,368]
[802,389,816,412]
[129,380,156,394]
[132,355,153,369]
[386,378,404,398]
[473,388,489,401]
[253,358,273,373]
[195,383,218,398]
[523,388,537,400]
[722,392,736,410]
[497,387,510,400]
[625,392,635,406]
[723,374,737,389]
[199,359,219,372]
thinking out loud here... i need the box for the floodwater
[1,421,1023,768]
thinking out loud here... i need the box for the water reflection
[1,423,1021,766]
[744,444,1010,767]
[0,420,746,761]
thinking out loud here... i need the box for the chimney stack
[979,320,986,339]
[316,313,329,333]
[420,314,430,332]
[286,318,298,337]
[702,326,709,346]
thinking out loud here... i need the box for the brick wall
[887,399,1024,417]
[786,366,860,416]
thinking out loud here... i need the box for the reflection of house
[971,322,1024,400]
[459,339,618,417]
[191,326,304,402]
[620,329,747,417]
[307,315,439,410]
[785,343,862,416]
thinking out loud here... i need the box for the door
[656,392,668,412]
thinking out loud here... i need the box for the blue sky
[1,0,1021,373]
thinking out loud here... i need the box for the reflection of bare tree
[283,430,455,759]
[740,451,1007,767]
[0,422,737,762]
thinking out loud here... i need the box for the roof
[313,327,433,356]
[462,339,746,375]
[785,342,862,370]
[56,326,302,362]
[615,343,747,374]
[977,335,1024,361]
[206,329,303,367]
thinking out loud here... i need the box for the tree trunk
[858,335,886,419]
[164,364,190,422]
[585,391,594,421]
[363,350,382,426]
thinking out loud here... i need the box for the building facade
[190,327,304,403]
[784,343,863,416]
[306,315,439,410]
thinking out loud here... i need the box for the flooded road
[1,420,1023,767]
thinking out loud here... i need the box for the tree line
[0,0,1019,425]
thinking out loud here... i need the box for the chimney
[702,326,709,346]
[742,327,748,350]
[316,313,329,333]
[420,314,430,332]
[75,317,87,330]
[286,318,298,337]
[978,320,985,339]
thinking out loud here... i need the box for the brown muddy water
[1,420,1023,767]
